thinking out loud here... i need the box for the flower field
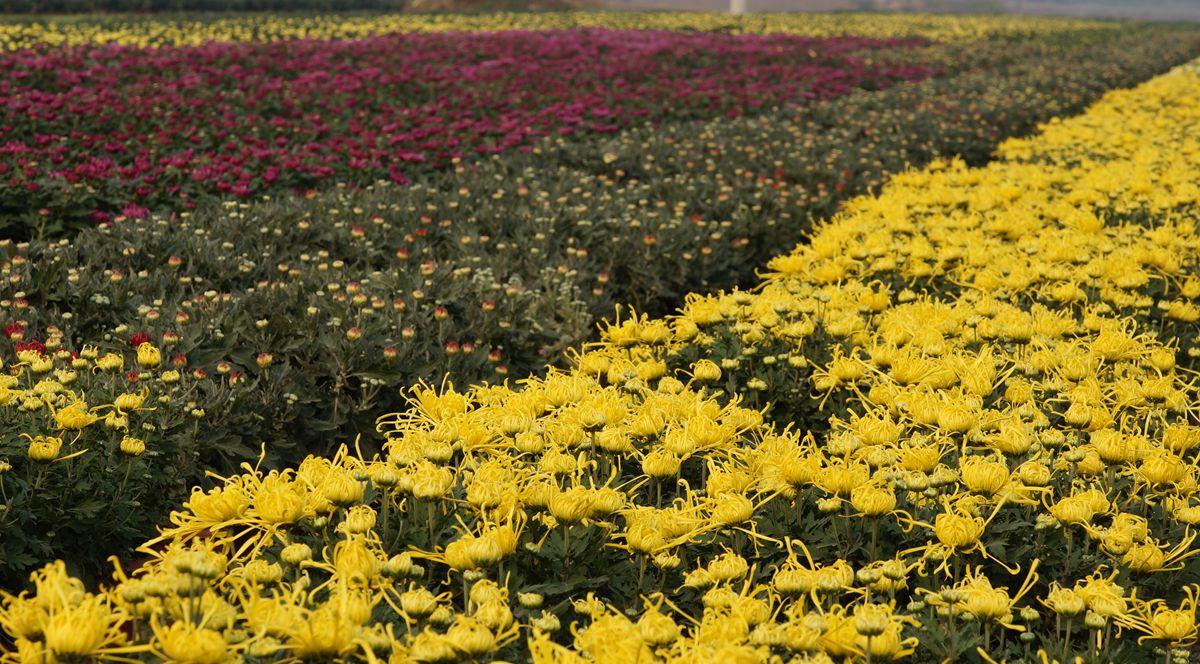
[0,12,1119,50]
[0,29,935,234]
[0,12,1177,237]
[2,10,1200,664]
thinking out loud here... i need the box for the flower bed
[5,54,1200,664]
[0,29,937,236]
[0,29,1195,584]
[0,10,1121,50]
[1,29,1192,467]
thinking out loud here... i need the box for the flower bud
[119,436,146,456]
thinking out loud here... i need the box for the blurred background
[596,0,1200,21]
[1,0,1196,20]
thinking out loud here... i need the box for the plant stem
[380,490,392,550]
[561,526,572,582]
[1062,616,1073,664]
[1065,531,1074,577]
[426,501,436,548]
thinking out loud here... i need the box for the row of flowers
[0,0,406,13]
[0,28,937,236]
[0,30,1196,584]
[0,10,1122,51]
[3,53,1200,664]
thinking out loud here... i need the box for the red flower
[14,340,45,354]
[0,30,934,222]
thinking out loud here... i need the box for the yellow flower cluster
[4,51,1200,664]
[0,334,212,573]
[0,338,176,462]
[0,11,1117,50]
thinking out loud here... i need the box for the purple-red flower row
[0,28,935,228]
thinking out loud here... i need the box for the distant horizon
[598,0,1200,21]
[2,2,1197,19]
